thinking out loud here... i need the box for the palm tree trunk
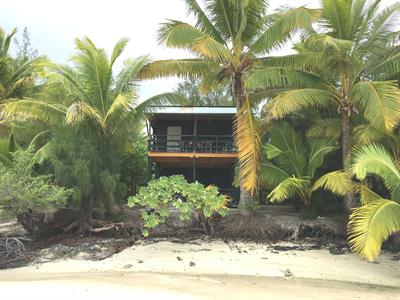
[233,73,253,215]
[342,107,354,211]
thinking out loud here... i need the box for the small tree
[0,147,70,221]
[127,175,229,236]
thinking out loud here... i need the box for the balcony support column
[192,157,196,183]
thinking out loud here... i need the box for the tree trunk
[78,195,93,232]
[233,73,253,215]
[238,185,252,215]
[342,108,354,211]
[103,192,120,218]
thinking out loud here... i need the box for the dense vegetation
[0,0,400,262]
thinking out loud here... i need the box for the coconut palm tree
[267,0,400,211]
[139,0,321,213]
[262,121,342,205]
[348,144,400,261]
[0,27,45,101]
[2,37,184,232]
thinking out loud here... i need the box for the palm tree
[262,121,342,205]
[0,27,45,101]
[2,37,183,232]
[139,0,321,213]
[267,0,400,211]
[348,144,400,261]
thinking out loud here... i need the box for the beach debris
[137,259,144,263]
[284,269,293,277]
[189,261,196,267]
[177,256,183,261]
[329,246,345,255]
[123,264,133,269]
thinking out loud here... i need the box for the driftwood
[0,237,31,268]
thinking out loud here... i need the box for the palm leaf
[306,138,338,177]
[192,36,238,65]
[269,88,335,119]
[234,97,261,194]
[306,118,342,140]
[352,144,400,199]
[353,124,385,145]
[183,0,225,44]
[348,200,400,261]
[2,99,66,125]
[268,176,311,204]
[312,170,353,196]
[351,81,400,132]
[251,7,321,54]
[139,59,216,80]
[358,184,382,205]
[158,20,207,49]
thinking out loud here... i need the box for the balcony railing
[148,135,236,153]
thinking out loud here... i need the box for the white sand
[0,239,399,299]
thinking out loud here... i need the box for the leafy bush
[127,175,229,236]
[0,147,70,217]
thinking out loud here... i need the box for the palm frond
[110,38,129,68]
[268,88,335,119]
[259,161,289,188]
[312,170,353,196]
[306,118,342,140]
[348,200,400,261]
[251,7,321,54]
[268,176,311,203]
[306,138,338,177]
[192,36,238,65]
[246,67,324,90]
[139,59,216,80]
[351,81,400,132]
[183,0,225,44]
[320,0,351,39]
[158,20,207,49]
[115,56,150,94]
[358,184,382,205]
[137,92,187,113]
[370,52,400,80]
[353,124,385,145]
[234,97,261,194]
[2,99,66,125]
[352,144,400,199]
[104,93,131,124]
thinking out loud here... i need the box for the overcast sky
[0,0,396,99]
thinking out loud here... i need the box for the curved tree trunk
[342,107,354,212]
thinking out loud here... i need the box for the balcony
[148,135,237,154]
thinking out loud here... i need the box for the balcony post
[192,157,196,182]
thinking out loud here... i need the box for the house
[146,106,239,205]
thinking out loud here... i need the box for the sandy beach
[0,239,399,299]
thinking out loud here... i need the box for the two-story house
[146,106,239,204]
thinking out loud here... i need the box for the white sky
[0,0,396,100]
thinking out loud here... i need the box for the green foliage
[127,175,229,236]
[261,121,339,205]
[0,147,70,216]
[348,144,400,261]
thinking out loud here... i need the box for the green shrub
[127,175,229,236]
[0,147,71,217]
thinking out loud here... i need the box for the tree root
[64,219,128,236]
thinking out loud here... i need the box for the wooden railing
[148,135,236,153]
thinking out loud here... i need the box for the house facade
[146,106,239,204]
